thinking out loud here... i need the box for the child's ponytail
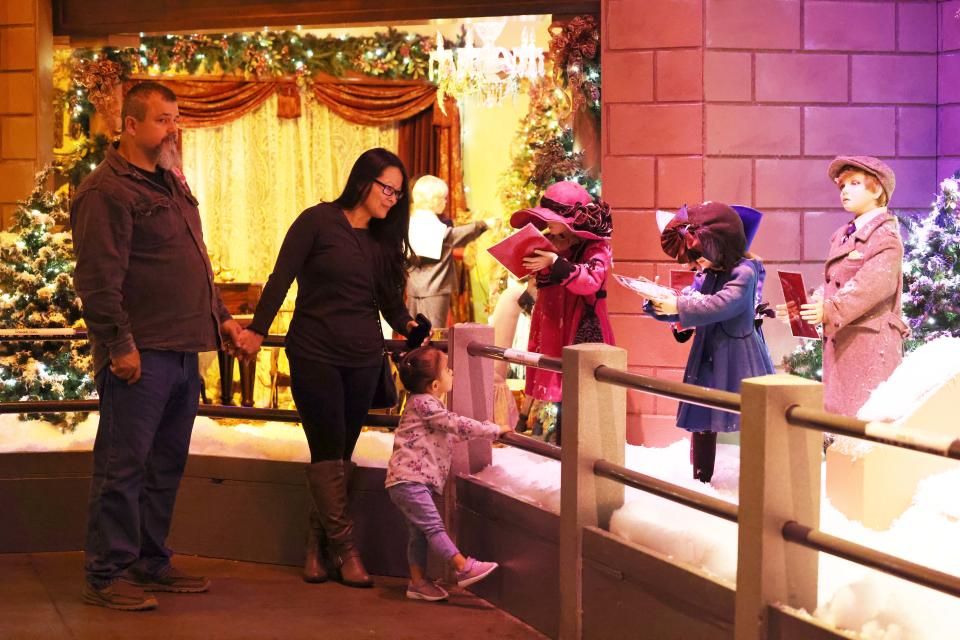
[397,346,445,394]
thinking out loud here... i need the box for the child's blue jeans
[388,482,459,569]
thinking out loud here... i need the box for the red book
[777,271,820,340]
[487,223,558,279]
[670,269,696,292]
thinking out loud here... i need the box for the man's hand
[234,328,264,360]
[220,319,250,360]
[110,349,141,385]
[522,249,558,273]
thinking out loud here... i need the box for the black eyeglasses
[373,178,404,200]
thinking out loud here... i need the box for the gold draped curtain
[131,74,467,220]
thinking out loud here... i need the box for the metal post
[734,374,822,639]
[558,343,628,640]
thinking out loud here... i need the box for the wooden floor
[0,552,545,640]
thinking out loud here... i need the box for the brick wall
[603,0,945,445]
[942,0,960,178]
[0,0,52,229]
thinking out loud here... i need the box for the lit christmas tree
[901,171,960,350]
[0,168,94,429]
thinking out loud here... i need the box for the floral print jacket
[386,394,500,494]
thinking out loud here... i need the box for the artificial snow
[831,337,960,459]
[0,413,394,468]
[858,337,960,422]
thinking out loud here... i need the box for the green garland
[65,29,436,136]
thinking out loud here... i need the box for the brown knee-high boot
[302,505,328,583]
[305,460,373,588]
[691,432,718,483]
[303,461,357,582]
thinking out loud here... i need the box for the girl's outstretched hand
[522,249,558,272]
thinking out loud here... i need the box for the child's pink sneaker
[455,558,498,588]
[406,579,449,602]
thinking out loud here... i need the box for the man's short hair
[121,81,178,128]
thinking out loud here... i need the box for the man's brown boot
[306,460,373,588]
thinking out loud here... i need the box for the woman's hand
[648,291,679,316]
[406,319,431,346]
[234,329,264,360]
[522,249,558,273]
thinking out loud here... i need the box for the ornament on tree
[549,15,600,115]
[0,169,94,430]
[902,171,960,350]
[73,58,123,130]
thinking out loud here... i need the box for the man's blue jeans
[388,482,459,570]
[84,351,200,588]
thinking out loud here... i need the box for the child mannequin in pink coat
[509,181,615,445]
[779,156,909,416]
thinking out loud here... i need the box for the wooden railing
[457,325,960,640]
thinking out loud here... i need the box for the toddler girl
[386,346,510,601]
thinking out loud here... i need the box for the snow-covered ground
[5,413,959,638]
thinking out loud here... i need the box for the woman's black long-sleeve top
[249,202,413,367]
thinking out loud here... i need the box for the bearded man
[71,81,242,610]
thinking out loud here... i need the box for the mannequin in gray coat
[406,175,495,328]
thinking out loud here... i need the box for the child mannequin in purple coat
[644,202,775,482]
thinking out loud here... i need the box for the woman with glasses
[236,148,422,589]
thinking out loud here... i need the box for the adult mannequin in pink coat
[781,156,909,416]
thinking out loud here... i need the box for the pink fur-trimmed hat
[509,181,612,240]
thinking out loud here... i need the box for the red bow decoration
[541,196,613,238]
[660,206,704,263]
[567,201,612,238]
[551,16,600,71]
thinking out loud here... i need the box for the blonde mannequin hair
[412,175,449,214]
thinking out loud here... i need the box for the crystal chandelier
[429,21,545,107]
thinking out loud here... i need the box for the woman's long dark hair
[333,148,413,287]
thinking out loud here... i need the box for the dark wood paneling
[0,452,409,577]
[581,526,736,640]
[455,476,560,639]
[54,0,599,37]
[767,605,850,640]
